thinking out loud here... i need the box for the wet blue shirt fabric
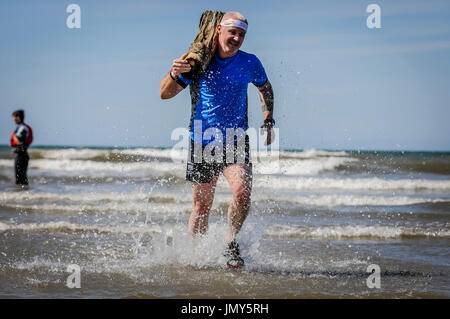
[178,50,268,145]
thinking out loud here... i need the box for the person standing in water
[10,110,33,186]
[159,11,275,268]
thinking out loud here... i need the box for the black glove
[260,118,275,130]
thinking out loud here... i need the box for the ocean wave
[256,194,448,207]
[396,160,450,175]
[0,190,179,203]
[1,190,447,210]
[111,148,188,162]
[26,148,188,163]
[2,156,357,178]
[27,147,348,160]
[0,155,356,177]
[7,148,450,179]
[0,221,162,235]
[0,173,185,185]
[265,224,450,239]
[0,159,185,177]
[111,148,351,165]
[254,176,450,191]
[254,156,357,175]
[0,201,192,216]
[29,148,109,160]
[278,149,349,159]
[2,221,448,240]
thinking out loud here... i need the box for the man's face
[217,25,246,58]
[13,115,21,124]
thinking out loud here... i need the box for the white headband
[220,19,248,32]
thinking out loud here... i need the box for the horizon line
[1,144,449,153]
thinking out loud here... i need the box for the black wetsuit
[13,123,29,185]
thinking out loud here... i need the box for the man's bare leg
[189,176,219,236]
[222,163,252,243]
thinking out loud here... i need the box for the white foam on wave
[254,156,357,175]
[114,148,188,162]
[252,193,448,207]
[31,148,108,160]
[0,190,191,203]
[27,147,350,165]
[0,159,15,167]
[2,220,448,241]
[0,155,354,177]
[0,159,185,177]
[2,190,447,213]
[1,201,192,215]
[278,149,349,159]
[26,147,188,162]
[0,147,357,182]
[0,220,163,235]
[254,176,450,191]
[265,224,450,239]
[0,191,193,215]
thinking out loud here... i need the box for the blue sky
[1,0,449,151]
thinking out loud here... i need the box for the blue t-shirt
[178,50,268,146]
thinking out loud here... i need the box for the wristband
[169,69,177,80]
[263,118,275,127]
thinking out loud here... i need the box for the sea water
[0,146,449,298]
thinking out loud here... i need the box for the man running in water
[160,11,275,268]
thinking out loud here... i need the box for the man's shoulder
[237,50,259,60]
[236,50,263,67]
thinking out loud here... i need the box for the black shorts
[186,135,251,183]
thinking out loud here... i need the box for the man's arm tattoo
[258,82,274,112]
